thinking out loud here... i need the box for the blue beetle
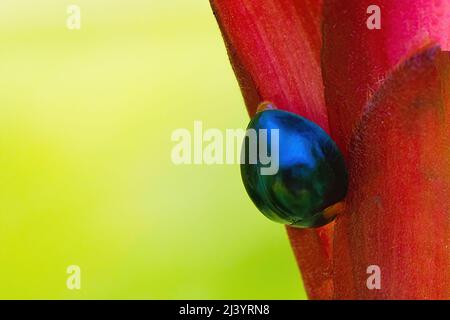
[240,104,348,228]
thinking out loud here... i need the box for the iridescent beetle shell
[240,109,348,228]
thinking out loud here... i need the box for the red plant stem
[210,0,334,299]
[342,47,450,299]
[322,1,450,299]
[286,224,334,299]
[211,0,450,300]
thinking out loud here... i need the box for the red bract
[210,0,450,299]
[323,0,450,299]
[343,46,450,299]
[323,0,450,154]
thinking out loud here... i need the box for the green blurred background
[0,0,305,299]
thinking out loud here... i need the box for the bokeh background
[0,0,305,299]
